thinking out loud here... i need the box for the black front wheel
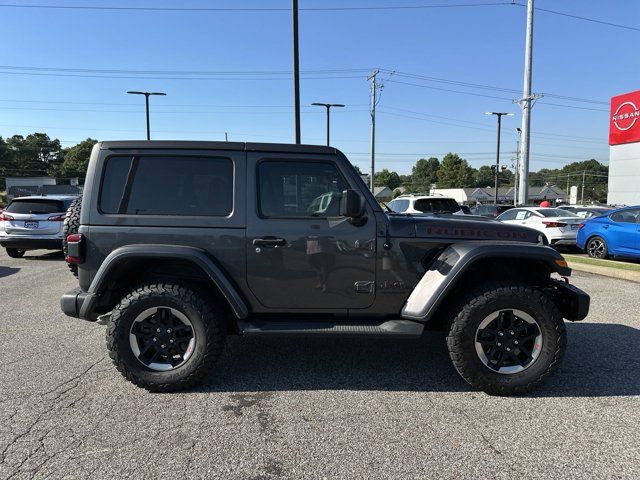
[106,282,226,392]
[447,283,566,396]
[6,248,26,258]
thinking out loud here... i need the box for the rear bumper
[0,236,62,250]
[60,287,98,321]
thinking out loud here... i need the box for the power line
[0,2,512,12]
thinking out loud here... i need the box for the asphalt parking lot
[0,249,638,479]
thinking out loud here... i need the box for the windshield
[414,198,461,214]
[536,208,578,218]
[6,199,66,214]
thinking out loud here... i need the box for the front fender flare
[401,241,570,322]
[81,244,249,320]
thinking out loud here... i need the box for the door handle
[253,237,287,247]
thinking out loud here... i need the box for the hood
[386,213,542,244]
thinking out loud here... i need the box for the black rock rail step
[238,319,424,337]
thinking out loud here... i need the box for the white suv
[0,195,78,258]
[387,195,464,215]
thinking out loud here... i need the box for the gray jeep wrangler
[60,141,589,395]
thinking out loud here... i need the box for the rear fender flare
[401,242,570,322]
[82,244,249,319]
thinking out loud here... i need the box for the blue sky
[0,0,638,175]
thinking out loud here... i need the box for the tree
[59,138,98,178]
[411,157,439,192]
[474,166,494,188]
[5,133,62,177]
[436,153,474,188]
[375,169,401,190]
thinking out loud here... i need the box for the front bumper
[551,279,590,321]
[0,235,62,250]
[60,287,99,321]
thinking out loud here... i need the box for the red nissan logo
[612,101,640,131]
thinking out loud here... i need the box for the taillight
[542,221,567,228]
[66,233,85,264]
[48,214,66,222]
[578,223,585,230]
[0,213,14,221]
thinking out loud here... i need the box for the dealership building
[608,90,640,205]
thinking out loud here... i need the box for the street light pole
[292,0,301,144]
[311,103,345,145]
[486,112,513,205]
[127,91,166,140]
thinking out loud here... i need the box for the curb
[567,261,640,283]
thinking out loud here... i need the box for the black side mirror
[340,189,366,218]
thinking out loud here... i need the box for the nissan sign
[609,90,640,145]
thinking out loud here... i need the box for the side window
[514,210,530,220]
[258,161,348,218]
[498,209,519,221]
[100,155,233,216]
[610,209,640,223]
[389,199,409,212]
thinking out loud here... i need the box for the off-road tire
[446,283,566,396]
[6,248,26,258]
[586,235,608,259]
[62,196,82,277]
[106,282,226,392]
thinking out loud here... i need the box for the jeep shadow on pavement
[60,141,589,395]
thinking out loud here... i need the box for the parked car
[558,205,613,219]
[496,207,582,246]
[470,204,514,218]
[59,140,588,396]
[387,195,464,215]
[0,195,78,258]
[576,206,640,259]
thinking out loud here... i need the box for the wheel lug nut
[167,328,172,333]
[514,340,519,345]
[510,330,514,335]
[498,332,504,336]
[161,344,166,349]
[153,337,157,342]
[156,328,161,333]
[170,339,175,343]
[506,347,511,352]
[497,342,502,347]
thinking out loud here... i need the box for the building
[430,185,566,205]
[373,186,393,202]
[608,89,640,205]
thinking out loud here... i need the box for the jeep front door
[246,156,376,310]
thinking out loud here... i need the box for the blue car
[577,206,640,259]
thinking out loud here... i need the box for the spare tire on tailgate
[62,196,82,277]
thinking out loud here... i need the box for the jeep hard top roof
[99,140,338,155]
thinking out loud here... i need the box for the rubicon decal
[609,90,640,145]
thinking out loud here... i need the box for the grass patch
[564,254,640,272]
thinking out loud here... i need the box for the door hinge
[354,281,375,294]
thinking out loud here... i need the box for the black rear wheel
[446,283,566,396]
[586,236,608,259]
[106,282,226,392]
[6,248,26,258]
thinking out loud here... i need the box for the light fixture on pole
[127,91,166,140]
[311,103,345,146]
[485,112,514,205]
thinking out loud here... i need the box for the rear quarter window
[6,199,65,214]
[100,155,233,216]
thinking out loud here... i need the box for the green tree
[375,169,401,190]
[436,153,474,188]
[59,138,98,178]
[5,133,62,177]
[411,157,439,192]
[474,165,494,188]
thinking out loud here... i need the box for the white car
[0,195,78,258]
[496,207,582,246]
[387,195,465,215]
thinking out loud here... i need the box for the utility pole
[486,112,513,205]
[581,170,586,204]
[311,102,345,145]
[368,69,381,192]
[225,132,229,142]
[292,0,301,144]
[515,0,542,206]
[126,91,166,140]
[514,128,521,206]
